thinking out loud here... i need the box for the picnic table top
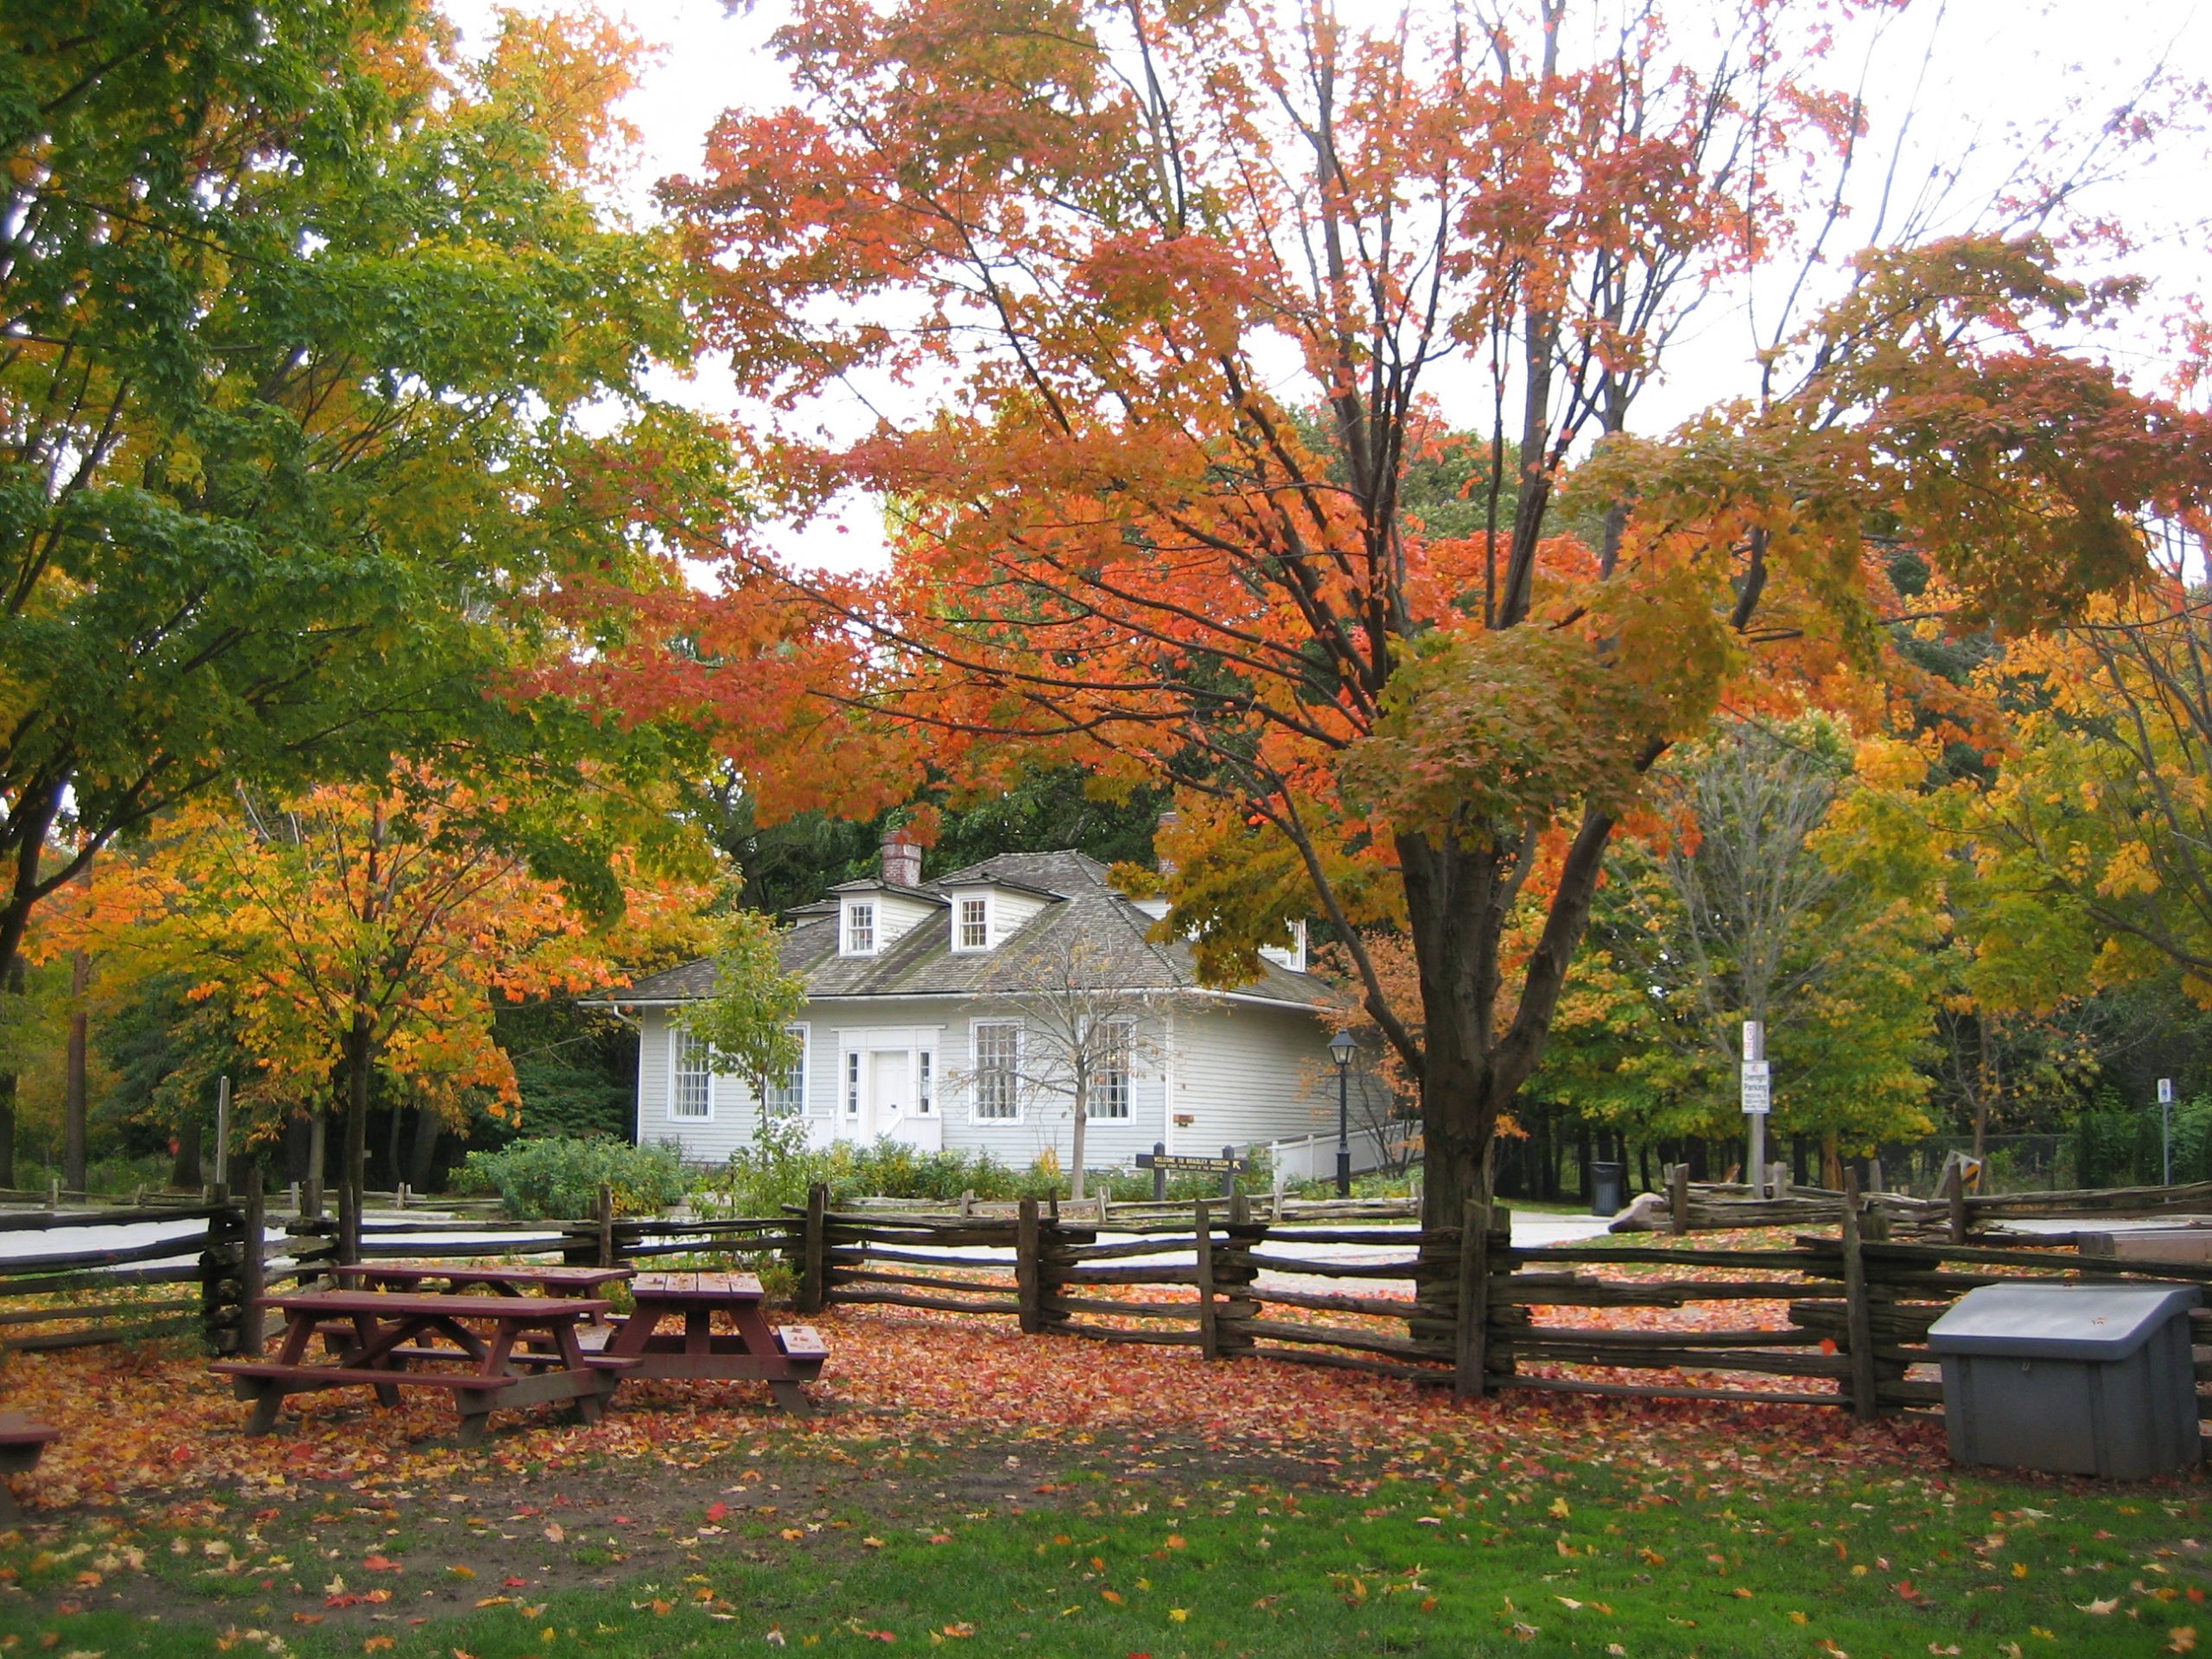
[267,1289,612,1320]
[628,1271,766,1301]
[338,1263,633,1289]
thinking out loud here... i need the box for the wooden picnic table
[334,1263,633,1301]
[211,1290,629,1445]
[601,1271,827,1416]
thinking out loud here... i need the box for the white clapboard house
[598,839,1387,1175]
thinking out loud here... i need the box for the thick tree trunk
[1399,807,1618,1233]
[0,779,63,1001]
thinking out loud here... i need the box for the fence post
[798,1182,829,1314]
[1454,1199,1491,1401]
[1015,1197,1042,1334]
[1943,1160,1967,1244]
[1668,1163,1689,1236]
[1192,1198,1219,1360]
[198,1200,245,1355]
[1214,1190,1255,1355]
[238,1160,266,1358]
[1151,1142,1167,1204]
[1840,1170,1878,1422]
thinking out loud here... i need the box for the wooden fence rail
[3,1182,2209,1440]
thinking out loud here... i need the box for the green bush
[454,1135,685,1220]
[688,1120,1274,1214]
[2068,1096,2212,1189]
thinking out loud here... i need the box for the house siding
[636,994,1367,1177]
[1166,1000,1341,1155]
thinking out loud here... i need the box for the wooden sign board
[1135,1153,1247,1173]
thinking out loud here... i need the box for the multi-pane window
[846,900,875,955]
[957,896,988,950]
[845,1051,861,1116]
[762,1027,806,1116]
[673,1028,712,1120]
[972,1022,1020,1120]
[916,1051,934,1116]
[1087,1020,1134,1119]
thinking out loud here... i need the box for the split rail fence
[3,1182,2209,1440]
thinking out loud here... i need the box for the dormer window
[954,894,989,951]
[845,899,877,956]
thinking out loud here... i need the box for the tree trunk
[1069,1077,1088,1201]
[64,945,89,1192]
[1821,1129,1844,1192]
[1974,1015,1997,1158]
[407,1106,442,1193]
[0,955,23,1187]
[1397,809,1616,1233]
[338,1009,372,1265]
[385,1096,405,1192]
[171,1115,202,1189]
[307,1109,327,1218]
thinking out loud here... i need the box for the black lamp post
[1329,1029,1357,1197]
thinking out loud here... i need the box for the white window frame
[844,1050,862,1117]
[671,1027,714,1122]
[970,1020,1022,1122]
[761,1023,808,1116]
[1087,1019,1135,1120]
[915,1048,934,1116]
[844,899,878,957]
[952,893,991,952]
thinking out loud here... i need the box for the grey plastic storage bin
[1928,1283,2202,1480]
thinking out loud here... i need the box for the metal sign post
[2158,1077,2174,1187]
[1741,1020,1770,1199]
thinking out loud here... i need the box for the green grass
[3,1444,2203,1656]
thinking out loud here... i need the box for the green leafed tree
[1538,721,1944,1184]
[0,1,725,987]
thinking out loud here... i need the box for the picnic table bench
[211,1290,628,1445]
[0,1412,58,1521]
[603,1271,827,1416]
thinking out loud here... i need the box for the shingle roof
[601,849,1339,1011]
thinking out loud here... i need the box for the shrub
[688,1122,1274,1213]
[454,1135,685,1220]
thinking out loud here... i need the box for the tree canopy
[639,0,2211,1221]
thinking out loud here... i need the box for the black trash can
[1589,1160,1626,1216]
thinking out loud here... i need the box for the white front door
[868,1050,910,1137]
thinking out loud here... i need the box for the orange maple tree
[57,771,710,1252]
[629,0,2212,1224]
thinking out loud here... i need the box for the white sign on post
[2158,1077,2175,1104]
[1740,1059,1771,1115]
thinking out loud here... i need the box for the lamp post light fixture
[1329,1029,1357,1198]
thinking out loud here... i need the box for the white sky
[449,0,2209,578]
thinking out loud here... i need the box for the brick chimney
[1154,809,1181,876]
[880,830,922,889]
